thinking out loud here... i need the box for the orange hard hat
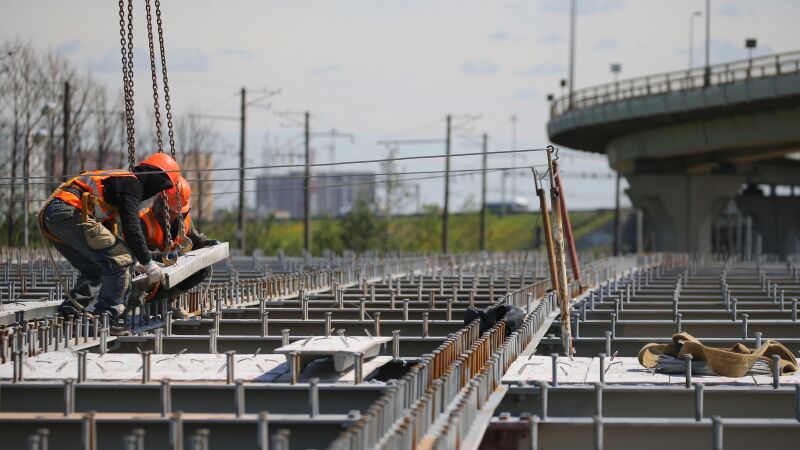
[139,152,181,185]
[166,176,191,214]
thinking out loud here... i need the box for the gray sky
[2,0,797,212]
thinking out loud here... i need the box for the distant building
[255,171,375,219]
[180,152,215,223]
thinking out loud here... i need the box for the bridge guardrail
[551,50,800,117]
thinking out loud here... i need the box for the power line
[1,166,615,188]
[0,147,551,181]
[19,165,552,203]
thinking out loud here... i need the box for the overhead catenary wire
[20,165,556,203]
[1,147,552,182]
[0,167,615,188]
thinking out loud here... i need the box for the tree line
[0,39,220,246]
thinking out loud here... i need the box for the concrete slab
[0,350,393,385]
[502,356,796,386]
[132,242,230,290]
[275,335,391,372]
[0,351,284,383]
[502,356,593,385]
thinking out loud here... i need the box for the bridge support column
[626,174,744,254]
[736,192,800,258]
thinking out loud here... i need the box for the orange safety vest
[52,169,136,222]
[139,207,192,251]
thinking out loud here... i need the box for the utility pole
[568,0,576,109]
[238,87,246,255]
[62,81,70,180]
[303,111,311,255]
[479,133,488,251]
[510,114,518,201]
[442,115,452,254]
[613,171,621,256]
[704,0,711,86]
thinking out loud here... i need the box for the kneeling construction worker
[38,153,182,331]
[139,176,219,318]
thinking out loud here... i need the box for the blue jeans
[41,200,134,315]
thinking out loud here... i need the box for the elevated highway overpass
[547,51,800,256]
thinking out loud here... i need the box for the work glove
[143,260,165,285]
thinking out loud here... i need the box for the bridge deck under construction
[0,250,798,450]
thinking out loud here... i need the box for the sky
[2,0,798,213]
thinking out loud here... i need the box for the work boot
[94,304,129,336]
[57,293,95,316]
[109,323,131,336]
[93,303,126,323]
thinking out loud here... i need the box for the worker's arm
[118,192,153,265]
[187,222,211,249]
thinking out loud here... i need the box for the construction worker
[139,176,219,318]
[38,153,182,332]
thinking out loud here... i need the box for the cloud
[310,64,340,75]
[57,40,82,55]
[91,47,209,72]
[539,0,624,15]
[541,33,563,44]
[488,31,511,41]
[221,48,255,61]
[718,2,753,17]
[91,47,148,72]
[169,48,210,71]
[461,60,500,75]
[594,38,619,51]
[514,88,539,100]
[517,63,566,76]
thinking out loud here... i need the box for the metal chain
[153,0,188,251]
[144,0,164,152]
[118,0,136,171]
[154,0,176,157]
[156,195,173,251]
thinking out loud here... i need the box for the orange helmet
[139,152,181,185]
[165,176,191,214]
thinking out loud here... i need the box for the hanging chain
[144,0,164,152]
[154,0,176,157]
[154,0,188,250]
[119,0,136,171]
[155,195,173,251]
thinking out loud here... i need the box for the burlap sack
[638,332,797,377]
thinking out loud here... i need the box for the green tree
[313,215,344,255]
[341,198,386,252]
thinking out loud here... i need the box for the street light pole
[704,0,711,86]
[567,0,576,109]
[689,11,702,70]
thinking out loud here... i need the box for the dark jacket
[102,166,173,265]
